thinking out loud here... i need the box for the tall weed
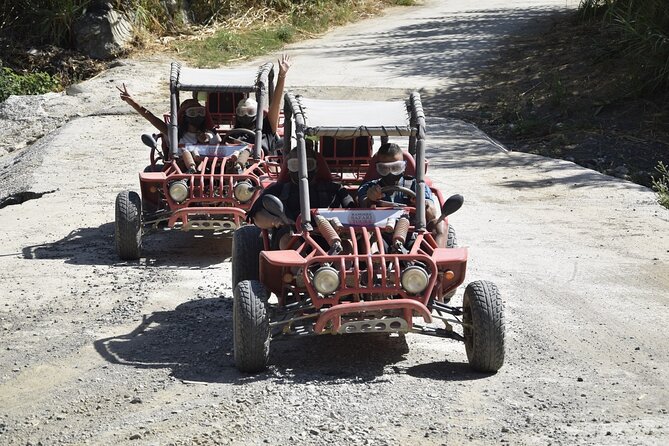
[651,161,669,209]
[578,0,669,92]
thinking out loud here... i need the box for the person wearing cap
[358,142,447,248]
[231,54,291,154]
[117,86,219,173]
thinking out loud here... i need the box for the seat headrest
[276,151,333,183]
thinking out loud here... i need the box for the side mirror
[262,194,294,224]
[441,194,464,217]
[141,133,158,150]
[436,194,464,224]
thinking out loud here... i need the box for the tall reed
[579,0,669,92]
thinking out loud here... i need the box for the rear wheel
[462,280,505,372]
[115,191,142,260]
[233,280,270,373]
[231,225,263,287]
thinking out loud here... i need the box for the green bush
[652,161,669,209]
[0,67,61,102]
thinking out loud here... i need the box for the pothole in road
[0,189,56,209]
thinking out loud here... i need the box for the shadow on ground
[95,297,486,384]
[21,222,232,267]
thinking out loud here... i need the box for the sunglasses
[287,157,317,173]
[376,160,406,176]
[185,106,206,118]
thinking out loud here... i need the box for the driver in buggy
[228,54,291,155]
[247,146,355,249]
[358,142,448,248]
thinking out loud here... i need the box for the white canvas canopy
[291,97,414,138]
[173,66,265,92]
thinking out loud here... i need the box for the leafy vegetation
[579,0,669,93]
[1,0,412,95]
[0,66,61,102]
[175,0,406,67]
[652,162,669,208]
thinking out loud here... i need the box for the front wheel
[231,225,263,288]
[462,280,505,372]
[447,223,457,248]
[115,191,142,260]
[233,280,270,373]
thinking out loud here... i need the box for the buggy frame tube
[253,63,273,159]
[411,92,427,231]
[285,92,313,231]
[169,62,180,160]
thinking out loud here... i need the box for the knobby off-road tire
[462,280,505,372]
[447,223,457,248]
[115,191,142,260]
[231,225,263,287]
[233,280,270,373]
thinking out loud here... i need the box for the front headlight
[313,266,340,295]
[168,179,189,203]
[233,180,255,203]
[401,266,429,294]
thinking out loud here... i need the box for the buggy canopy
[170,63,273,93]
[287,96,415,138]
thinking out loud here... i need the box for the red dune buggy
[231,92,505,373]
[115,62,282,260]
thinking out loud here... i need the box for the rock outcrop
[73,1,133,60]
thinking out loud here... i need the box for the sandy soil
[1,1,668,445]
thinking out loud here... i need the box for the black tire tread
[115,191,142,260]
[447,223,457,248]
[231,225,263,287]
[463,280,505,372]
[233,280,270,372]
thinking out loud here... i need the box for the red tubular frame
[313,299,433,334]
[140,156,267,230]
[259,212,468,334]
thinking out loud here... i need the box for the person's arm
[358,181,382,207]
[333,183,355,208]
[267,54,291,134]
[253,209,284,230]
[425,199,438,221]
[117,84,168,135]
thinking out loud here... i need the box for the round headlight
[313,266,340,295]
[234,180,255,203]
[168,180,189,203]
[401,266,429,294]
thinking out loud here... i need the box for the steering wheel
[226,128,256,143]
[376,185,416,207]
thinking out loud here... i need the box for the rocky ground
[0,1,668,445]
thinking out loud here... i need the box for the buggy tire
[231,225,263,287]
[115,190,142,260]
[233,280,270,373]
[447,223,457,248]
[463,280,505,372]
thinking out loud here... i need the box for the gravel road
[1,1,668,445]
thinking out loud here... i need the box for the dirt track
[1,1,668,445]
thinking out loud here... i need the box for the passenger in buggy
[247,146,355,250]
[230,54,291,155]
[358,142,448,248]
[117,85,220,173]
